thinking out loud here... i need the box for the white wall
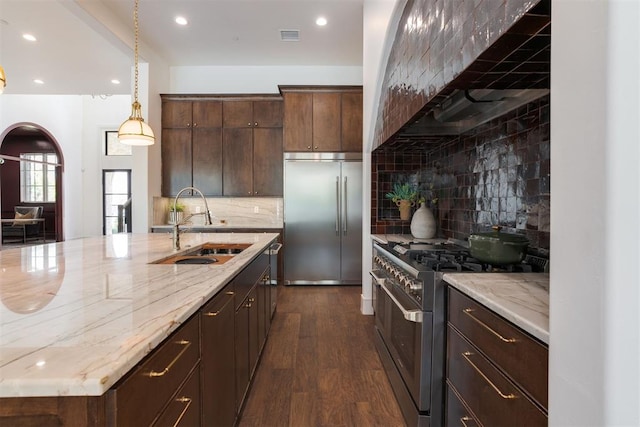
[170,65,363,93]
[1,94,128,240]
[81,94,134,237]
[550,0,640,425]
[360,0,404,314]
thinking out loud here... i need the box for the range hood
[400,88,550,137]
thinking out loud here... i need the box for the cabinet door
[223,100,253,128]
[192,128,223,196]
[107,317,200,427]
[162,129,193,196]
[223,128,253,196]
[253,100,283,127]
[235,299,250,412]
[283,92,313,151]
[152,366,201,427]
[253,128,283,196]
[313,92,341,151]
[341,92,363,152]
[162,100,193,128]
[192,100,222,128]
[248,286,260,377]
[201,290,236,427]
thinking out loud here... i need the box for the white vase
[410,203,436,239]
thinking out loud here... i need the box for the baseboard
[360,294,374,315]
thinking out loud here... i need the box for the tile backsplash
[372,96,550,250]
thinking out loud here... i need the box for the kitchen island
[0,232,278,425]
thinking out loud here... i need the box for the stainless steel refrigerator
[283,152,362,285]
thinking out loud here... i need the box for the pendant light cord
[133,0,140,104]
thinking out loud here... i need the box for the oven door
[378,279,432,412]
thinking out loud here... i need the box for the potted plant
[385,183,419,220]
[168,202,185,225]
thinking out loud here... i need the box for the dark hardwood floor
[238,285,406,427]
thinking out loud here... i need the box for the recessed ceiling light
[23,33,37,42]
[33,79,44,85]
[111,79,121,85]
[175,16,188,26]
[316,17,327,26]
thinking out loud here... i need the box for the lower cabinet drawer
[448,287,548,409]
[152,365,200,427]
[445,382,480,427]
[447,325,547,427]
[108,316,200,426]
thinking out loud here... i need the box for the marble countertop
[151,223,282,230]
[0,232,278,398]
[444,273,549,344]
[371,234,443,245]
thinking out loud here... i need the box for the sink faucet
[172,186,213,250]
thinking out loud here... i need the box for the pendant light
[0,65,6,94]
[118,0,155,146]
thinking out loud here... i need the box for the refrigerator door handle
[335,176,340,235]
[343,176,348,235]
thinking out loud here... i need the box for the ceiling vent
[280,29,300,42]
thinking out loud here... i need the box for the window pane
[106,131,132,156]
[105,194,129,216]
[105,217,120,235]
[20,153,57,203]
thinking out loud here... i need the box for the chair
[2,206,44,244]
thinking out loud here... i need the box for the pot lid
[469,226,529,244]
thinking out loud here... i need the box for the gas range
[370,239,548,426]
[373,239,547,309]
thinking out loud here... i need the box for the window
[105,130,132,156]
[20,153,57,203]
[103,170,132,235]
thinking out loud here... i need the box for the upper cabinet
[161,97,223,196]
[161,95,283,197]
[223,100,283,128]
[281,86,363,153]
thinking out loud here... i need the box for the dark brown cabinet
[223,99,283,196]
[445,287,548,427]
[161,96,283,197]
[223,127,283,196]
[201,286,236,427]
[340,92,363,152]
[106,314,201,427]
[281,86,363,152]
[161,98,223,196]
[233,252,269,413]
[223,100,283,128]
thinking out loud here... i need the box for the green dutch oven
[468,226,530,265]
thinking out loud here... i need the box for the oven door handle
[378,278,423,323]
[369,270,385,286]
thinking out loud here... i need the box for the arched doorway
[0,123,64,244]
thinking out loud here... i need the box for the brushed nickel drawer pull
[172,396,192,427]
[148,340,192,378]
[463,308,517,343]
[462,351,516,400]
[204,292,235,316]
[460,416,474,427]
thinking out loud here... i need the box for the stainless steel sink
[151,242,252,265]
[174,257,218,265]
